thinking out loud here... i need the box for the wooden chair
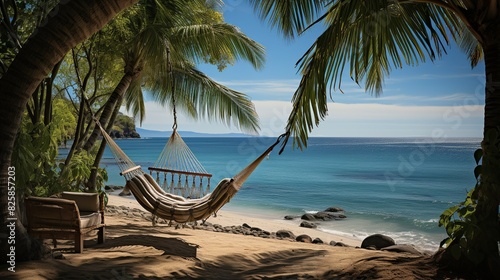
[25,192,105,253]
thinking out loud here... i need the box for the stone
[251,227,262,232]
[334,242,349,247]
[276,230,296,239]
[260,231,271,238]
[324,206,344,212]
[301,213,316,221]
[361,234,395,250]
[312,238,324,244]
[314,211,346,221]
[52,251,64,259]
[296,234,313,243]
[381,244,423,255]
[313,212,335,221]
[119,189,131,196]
[202,221,212,227]
[300,221,317,229]
[329,241,337,246]
[105,185,123,191]
[129,131,141,138]
[284,215,299,220]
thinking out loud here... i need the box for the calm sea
[99,136,481,252]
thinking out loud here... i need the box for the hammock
[98,122,285,223]
[148,130,212,199]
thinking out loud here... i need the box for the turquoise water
[100,137,481,252]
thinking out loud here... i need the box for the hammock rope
[146,46,212,198]
[95,119,286,223]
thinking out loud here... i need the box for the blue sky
[135,1,485,138]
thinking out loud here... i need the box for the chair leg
[97,227,105,244]
[75,234,83,253]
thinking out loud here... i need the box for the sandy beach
[2,195,454,279]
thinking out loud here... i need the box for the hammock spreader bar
[148,129,212,198]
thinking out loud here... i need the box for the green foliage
[438,148,493,266]
[0,0,60,76]
[12,121,59,196]
[114,113,136,131]
[110,113,140,138]
[57,149,108,193]
[12,114,107,197]
[57,151,93,192]
[52,98,77,146]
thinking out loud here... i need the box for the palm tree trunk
[64,91,88,166]
[476,41,500,275]
[83,63,142,190]
[86,96,124,191]
[0,0,138,262]
[43,60,63,125]
[83,71,138,152]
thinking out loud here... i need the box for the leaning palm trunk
[82,61,142,190]
[86,96,124,191]
[0,0,139,262]
[83,70,140,152]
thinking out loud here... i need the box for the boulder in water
[361,234,395,250]
[324,206,344,212]
[300,221,317,229]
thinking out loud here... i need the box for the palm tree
[81,0,264,189]
[83,0,264,152]
[249,0,499,277]
[0,0,140,262]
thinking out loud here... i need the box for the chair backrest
[61,192,99,212]
[25,197,80,229]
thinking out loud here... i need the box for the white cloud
[317,103,483,137]
[127,100,484,138]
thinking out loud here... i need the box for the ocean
[100,136,481,252]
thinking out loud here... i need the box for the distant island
[110,113,141,138]
[135,127,250,138]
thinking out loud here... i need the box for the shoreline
[108,194,362,247]
[108,192,442,253]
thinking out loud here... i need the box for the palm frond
[169,23,266,70]
[124,75,146,124]
[146,62,260,134]
[120,0,263,133]
[248,0,327,38]
[279,0,464,151]
[453,20,483,67]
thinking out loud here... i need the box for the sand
[2,195,452,279]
